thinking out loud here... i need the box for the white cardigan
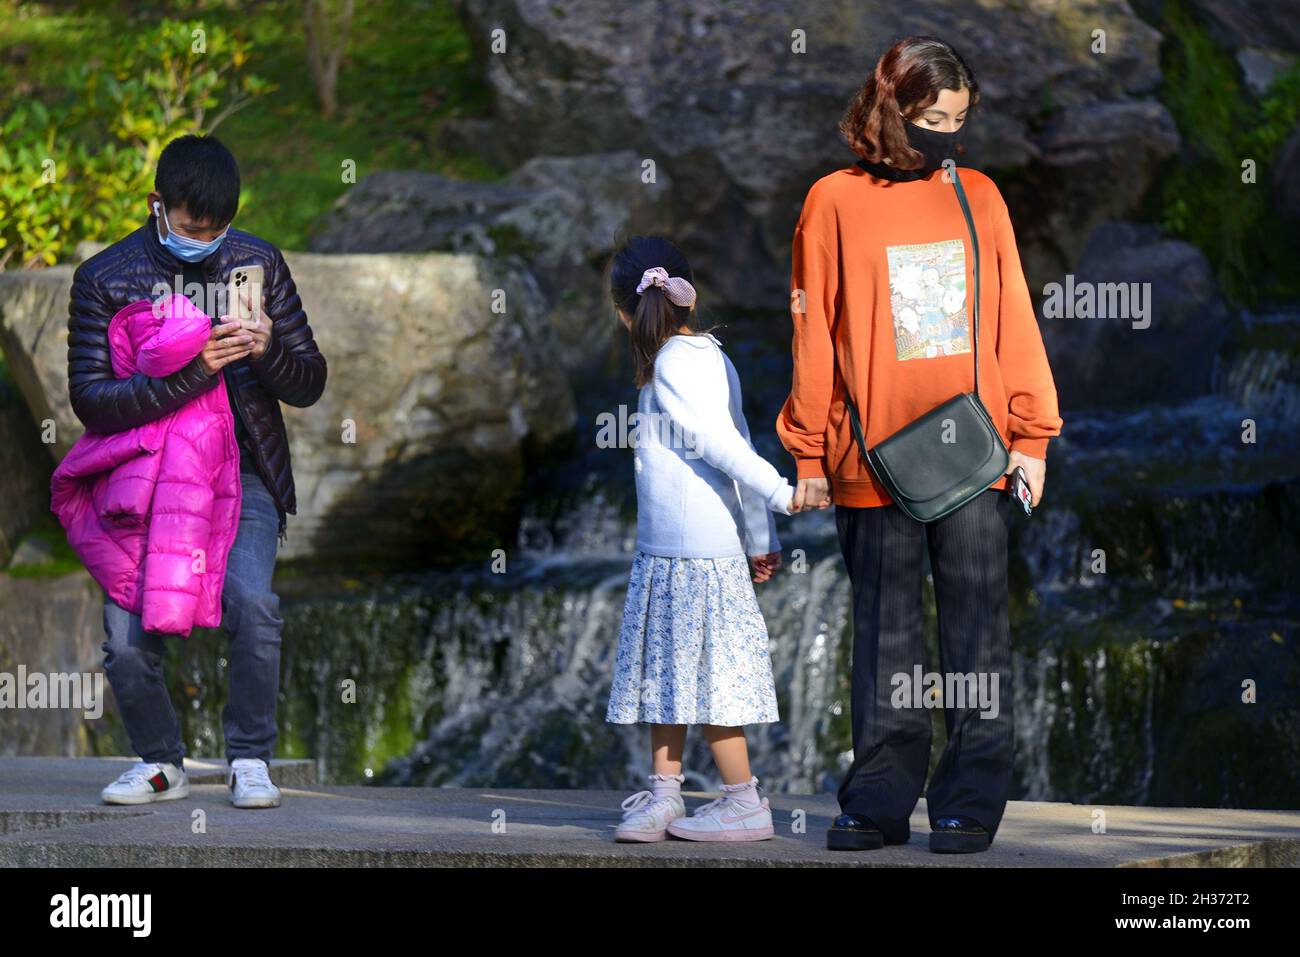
[633,333,796,559]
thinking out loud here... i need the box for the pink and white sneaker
[615,789,686,842]
[667,790,775,842]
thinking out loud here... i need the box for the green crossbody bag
[835,163,1009,523]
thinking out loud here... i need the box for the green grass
[1,0,496,252]
[210,0,497,248]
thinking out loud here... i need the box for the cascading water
[123,310,1300,809]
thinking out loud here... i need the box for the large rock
[0,253,576,565]
[0,269,78,458]
[309,173,536,254]
[1187,0,1300,54]
[1236,47,1297,97]
[1041,221,1234,409]
[0,390,50,566]
[1017,99,1180,286]
[451,0,1171,305]
[312,152,673,373]
[0,571,105,757]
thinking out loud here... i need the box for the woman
[776,36,1063,853]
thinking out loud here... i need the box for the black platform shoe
[826,813,885,851]
[929,817,991,853]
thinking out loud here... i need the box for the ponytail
[609,236,713,389]
[628,283,680,389]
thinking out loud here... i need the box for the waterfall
[130,311,1300,809]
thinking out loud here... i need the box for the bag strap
[834,343,870,463]
[829,161,982,461]
[947,163,980,396]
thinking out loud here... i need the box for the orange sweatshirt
[776,163,1063,508]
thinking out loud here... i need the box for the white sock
[721,775,761,808]
[649,772,684,799]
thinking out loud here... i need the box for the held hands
[793,476,832,511]
[751,477,830,583]
[750,476,828,584]
[1006,451,1046,506]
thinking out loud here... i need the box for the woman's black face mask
[901,116,967,174]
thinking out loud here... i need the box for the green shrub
[1157,0,1300,304]
[0,18,271,269]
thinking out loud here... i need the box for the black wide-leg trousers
[834,488,1015,845]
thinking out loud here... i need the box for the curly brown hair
[839,36,980,170]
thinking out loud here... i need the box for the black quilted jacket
[67,214,327,537]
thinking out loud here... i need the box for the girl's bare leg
[651,724,687,775]
[702,725,752,785]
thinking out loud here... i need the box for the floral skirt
[605,549,780,726]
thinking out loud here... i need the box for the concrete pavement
[1,758,1297,867]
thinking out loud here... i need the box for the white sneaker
[615,789,686,842]
[228,758,281,808]
[101,761,189,805]
[667,794,774,842]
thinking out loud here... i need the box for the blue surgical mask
[153,200,229,262]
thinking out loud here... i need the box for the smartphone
[230,264,264,326]
[1010,466,1033,517]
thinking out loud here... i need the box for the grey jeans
[101,469,284,767]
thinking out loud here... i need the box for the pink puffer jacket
[51,294,242,636]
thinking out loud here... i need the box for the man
[68,134,327,808]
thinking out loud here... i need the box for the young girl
[605,235,798,843]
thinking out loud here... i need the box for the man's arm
[67,264,217,433]
[246,248,327,408]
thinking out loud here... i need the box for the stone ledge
[1,758,1297,868]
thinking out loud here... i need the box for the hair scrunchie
[635,266,697,308]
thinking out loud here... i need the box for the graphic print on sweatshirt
[885,238,970,361]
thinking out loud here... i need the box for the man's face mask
[154,200,229,262]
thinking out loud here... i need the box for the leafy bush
[0,18,271,269]
[1157,0,1300,304]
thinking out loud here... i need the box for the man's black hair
[154,134,241,226]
